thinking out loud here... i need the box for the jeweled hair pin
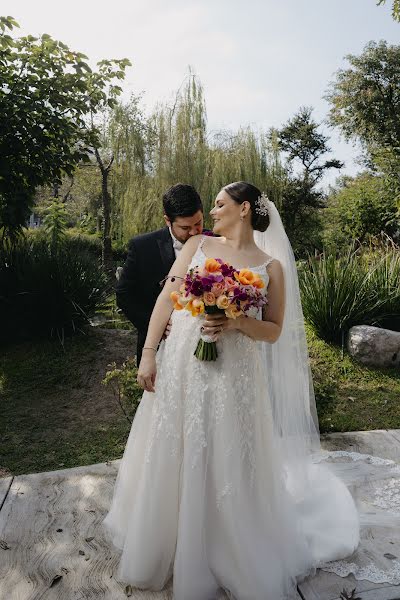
[255,192,270,216]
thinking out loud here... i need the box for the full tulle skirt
[103,309,359,599]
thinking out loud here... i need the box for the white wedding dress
[102,235,364,599]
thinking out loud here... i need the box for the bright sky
[4,0,400,187]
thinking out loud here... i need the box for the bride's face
[210,190,242,235]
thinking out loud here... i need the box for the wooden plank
[321,429,400,463]
[299,569,400,600]
[0,476,12,508]
[0,461,173,600]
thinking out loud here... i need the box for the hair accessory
[255,192,270,217]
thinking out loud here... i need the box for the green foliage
[0,16,130,238]
[102,359,142,422]
[273,107,342,254]
[326,41,400,151]
[367,248,400,330]
[108,73,318,257]
[43,199,68,250]
[377,0,400,21]
[0,235,110,343]
[324,174,399,247]
[307,324,400,433]
[300,247,400,343]
[300,248,372,344]
[275,106,343,184]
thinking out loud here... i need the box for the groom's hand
[162,318,172,339]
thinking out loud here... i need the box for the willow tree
[104,71,291,246]
[111,72,210,236]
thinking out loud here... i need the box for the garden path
[1,430,400,600]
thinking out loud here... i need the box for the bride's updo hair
[223,181,270,232]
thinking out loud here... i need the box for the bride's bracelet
[143,346,157,352]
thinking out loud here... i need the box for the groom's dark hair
[163,184,203,222]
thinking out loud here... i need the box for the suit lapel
[157,227,175,274]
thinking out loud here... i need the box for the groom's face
[164,210,204,244]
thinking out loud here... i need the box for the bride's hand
[137,351,157,393]
[202,313,239,339]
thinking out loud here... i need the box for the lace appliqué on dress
[319,450,400,584]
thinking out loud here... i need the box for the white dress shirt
[169,227,184,258]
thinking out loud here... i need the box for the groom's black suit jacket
[116,227,174,365]
[116,227,213,365]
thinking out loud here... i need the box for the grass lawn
[308,326,400,433]
[0,328,141,477]
[1,325,399,476]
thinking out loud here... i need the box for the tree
[326,41,400,152]
[0,16,130,244]
[273,107,343,254]
[377,0,400,21]
[275,106,343,185]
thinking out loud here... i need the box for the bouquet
[170,258,268,361]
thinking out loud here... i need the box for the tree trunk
[101,169,113,272]
[94,148,114,274]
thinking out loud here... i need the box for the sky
[3,0,400,187]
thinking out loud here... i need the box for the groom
[116,183,211,365]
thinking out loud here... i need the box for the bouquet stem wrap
[194,306,224,361]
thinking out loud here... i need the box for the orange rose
[205,258,222,273]
[170,291,184,311]
[235,269,257,286]
[253,276,265,289]
[204,292,216,306]
[216,295,230,310]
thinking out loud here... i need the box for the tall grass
[300,247,400,343]
[0,236,110,344]
[367,250,400,331]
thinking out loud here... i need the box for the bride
[103,181,360,599]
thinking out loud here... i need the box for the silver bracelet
[143,346,157,352]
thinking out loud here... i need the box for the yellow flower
[190,298,205,316]
[225,304,242,319]
[216,295,230,310]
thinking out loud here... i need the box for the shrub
[0,235,110,344]
[300,246,400,343]
[102,358,142,423]
[367,250,400,331]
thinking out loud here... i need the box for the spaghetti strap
[198,235,207,250]
[264,257,275,269]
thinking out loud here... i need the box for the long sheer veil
[254,200,321,486]
[255,201,400,585]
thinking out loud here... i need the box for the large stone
[347,325,400,368]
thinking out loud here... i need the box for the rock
[347,325,400,368]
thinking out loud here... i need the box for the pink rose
[204,292,216,306]
[211,282,225,297]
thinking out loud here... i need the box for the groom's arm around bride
[116,184,209,365]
